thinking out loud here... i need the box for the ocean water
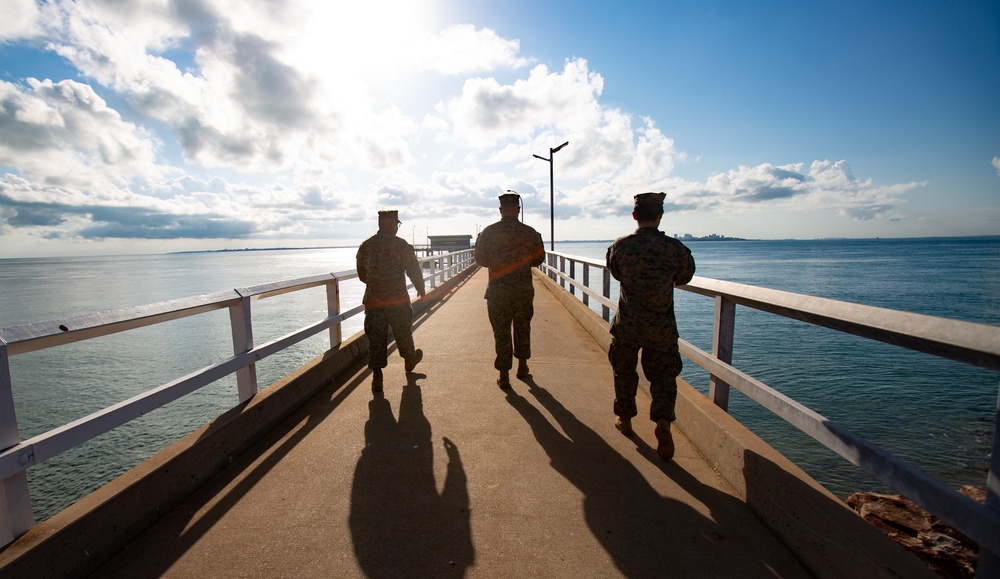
[0,247,367,522]
[0,238,997,521]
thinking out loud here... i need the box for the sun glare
[288,0,439,81]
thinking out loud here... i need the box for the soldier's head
[632,192,665,227]
[498,192,520,219]
[377,210,401,234]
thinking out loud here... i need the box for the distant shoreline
[170,245,358,255]
[167,235,1000,255]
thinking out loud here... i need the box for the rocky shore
[846,486,986,578]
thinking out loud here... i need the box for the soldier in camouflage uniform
[356,210,426,391]
[606,192,696,460]
[475,193,546,388]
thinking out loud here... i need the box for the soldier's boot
[497,370,511,389]
[404,349,423,373]
[516,358,530,378]
[614,416,633,436]
[654,419,675,460]
[371,368,383,392]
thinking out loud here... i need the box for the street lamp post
[533,141,568,251]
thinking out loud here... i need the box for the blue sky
[0,0,997,257]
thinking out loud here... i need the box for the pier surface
[89,268,810,577]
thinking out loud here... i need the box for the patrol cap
[377,210,401,224]
[633,192,666,210]
[498,193,520,206]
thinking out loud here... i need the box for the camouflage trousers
[487,293,534,371]
[608,336,682,423]
[364,303,416,369]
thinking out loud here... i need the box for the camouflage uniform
[357,229,426,369]
[475,215,545,371]
[607,226,695,423]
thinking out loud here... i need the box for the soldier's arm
[402,241,426,297]
[675,248,696,286]
[355,247,368,283]
[529,231,545,267]
[606,244,622,281]
[474,230,491,268]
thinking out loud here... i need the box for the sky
[0,0,998,258]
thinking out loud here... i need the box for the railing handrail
[0,248,477,545]
[682,275,1000,371]
[540,249,1000,565]
[542,251,1000,372]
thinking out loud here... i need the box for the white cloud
[993,156,1000,176]
[690,160,926,221]
[0,0,42,41]
[419,24,531,75]
[0,79,168,190]
[434,58,605,148]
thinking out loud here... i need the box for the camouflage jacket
[356,231,425,308]
[606,227,695,349]
[475,217,545,300]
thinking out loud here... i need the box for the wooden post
[327,277,342,350]
[569,260,576,296]
[229,297,258,403]
[709,295,735,411]
[976,382,1000,577]
[602,268,612,322]
[0,343,34,545]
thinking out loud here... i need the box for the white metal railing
[0,248,476,545]
[541,250,1000,574]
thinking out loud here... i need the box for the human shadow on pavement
[350,373,474,577]
[89,361,375,577]
[505,378,805,578]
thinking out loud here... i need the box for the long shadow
[89,270,476,576]
[506,377,800,577]
[350,373,474,577]
[89,358,372,577]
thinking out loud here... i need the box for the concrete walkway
[93,268,809,578]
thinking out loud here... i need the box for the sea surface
[1,237,997,522]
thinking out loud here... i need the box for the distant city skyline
[1,0,998,258]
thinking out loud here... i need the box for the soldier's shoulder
[610,231,641,247]
[661,235,692,253]
[518,222,541,236]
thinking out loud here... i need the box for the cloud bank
[0,0,926,254]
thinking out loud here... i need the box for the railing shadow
[503,377,794,577]
[349,373,474,577]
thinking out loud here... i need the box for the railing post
[327,276,342,349]
[569,260,576,296]
[430,258,437,289]
[229,296,258,403]
[582,264,590,307]
[0,343,34,545]
[978,382,1000,577]
[709,295,735,411]
[602,268,612,322]
[559,256,566,289]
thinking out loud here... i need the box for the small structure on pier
[417,234,473,256]
[429,235,472,251]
